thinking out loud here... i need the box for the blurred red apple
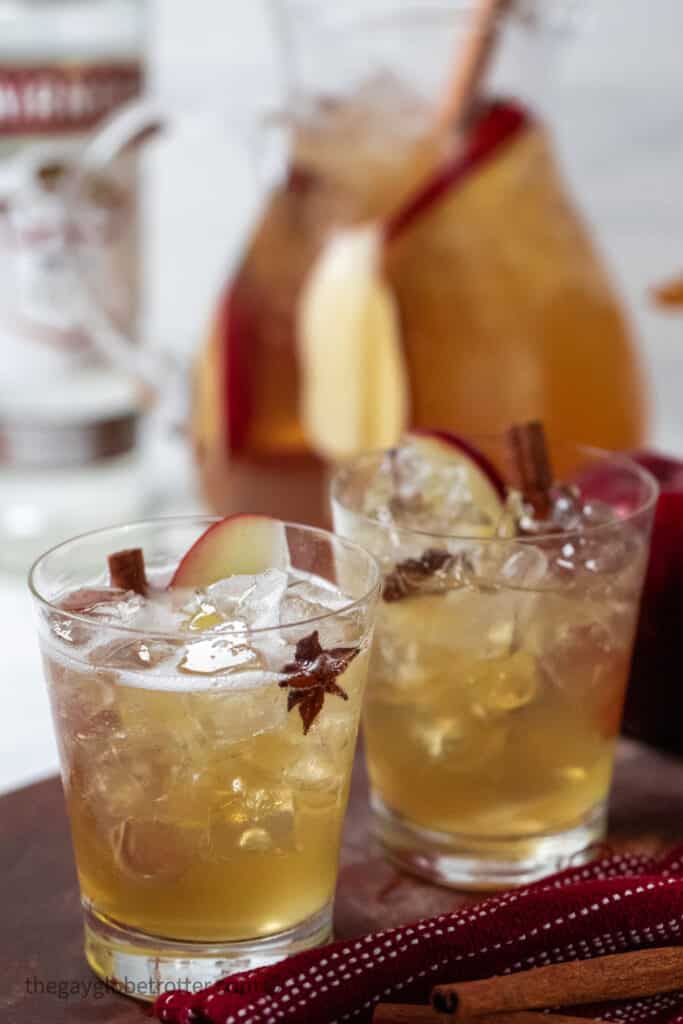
[623,450,683,752]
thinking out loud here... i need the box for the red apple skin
[221,273,256,456]
[622,450,683,753]
[407,428,507,499]
[385,101,529,244]
[170,515,286,590]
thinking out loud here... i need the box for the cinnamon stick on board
[374,1006,596,1024]
[431,946,683,1017]
[108,548,148,596]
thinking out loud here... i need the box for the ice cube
[94,590,184,634]
[207,569,289,630]
[238,827,273,853]
[49,612,90,648]
[466,650,540,717]
[465,542,548,590]
[113,818,206,880]
[578,499,618,529]
[52,663,120,751]
[279,575,346,625]
[286,751,343,812]
[453,545,547,652]
[209,779,295,858]
[549,485,584,530]
[317,708,356,763]
[579,532,638,577]
[278,575,359,652]
[412,713,508,771]
[367,444,499,538]
[187,680,287,746]
[89,637,180,671]
[81,592,146,623]
[246,786,296,847]
[80,745,148,822]
[540,616,617,695]
[179,636,268,676]
[388,585,524,663]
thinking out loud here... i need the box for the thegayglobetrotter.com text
[24,976,263,1000]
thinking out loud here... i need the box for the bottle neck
[0,0,147,63]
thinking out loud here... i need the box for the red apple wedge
[170,515,288,589]
[406,429,506,524]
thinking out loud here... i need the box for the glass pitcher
[198,0,647,523]
[68,0,649,525]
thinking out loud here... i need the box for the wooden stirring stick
[435,0,513,130]
[374,1007,597,1024]
[431,946,683,1017]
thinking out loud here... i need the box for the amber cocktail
[332,433,657,889]
[31,517,379,997]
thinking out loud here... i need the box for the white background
[1,0,682,795]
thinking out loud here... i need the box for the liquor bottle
[0,0,147,571]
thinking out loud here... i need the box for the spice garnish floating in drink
[383,549,456,604]
[279,630,357,734]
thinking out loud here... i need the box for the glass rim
[270,0,585,33]
[29,515,382,641]
[330,441,660,547]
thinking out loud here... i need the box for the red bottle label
[0,62,143,135]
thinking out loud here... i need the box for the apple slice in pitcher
[299,225,410,459]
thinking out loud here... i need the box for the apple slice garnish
[299,224,410,459]
[170,515,288,589]
[406,429,506,524]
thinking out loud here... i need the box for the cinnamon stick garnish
[385,0,514,249]
[508,421,554,519]
[375,1006,594,1024]
[436,0,513,131]
[431,946,683,1017]
[107,548,148,596]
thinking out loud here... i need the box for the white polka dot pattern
[155,848,683,1024]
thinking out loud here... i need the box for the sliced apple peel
[170,515,289,589]
[298,224,410,459]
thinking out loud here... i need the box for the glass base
[371,792,607,891]
[83,901,333,1002]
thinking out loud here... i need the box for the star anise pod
[383,548,454,603]
[279,631,358,735]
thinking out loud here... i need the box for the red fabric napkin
[155,847,683,1024]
